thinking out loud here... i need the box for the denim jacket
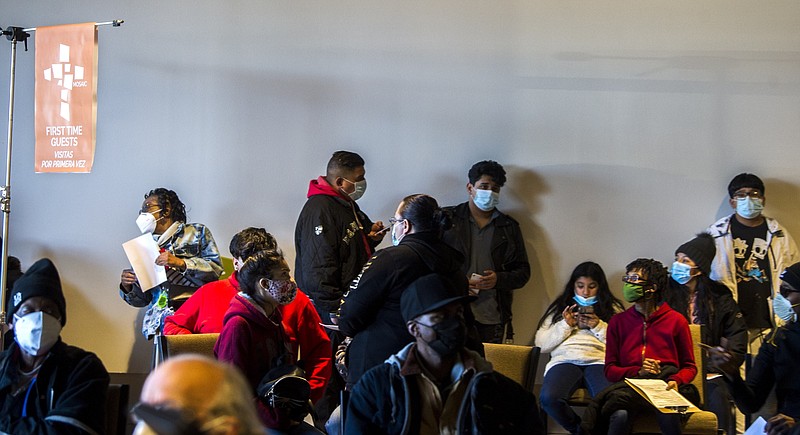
[119,222,223,337]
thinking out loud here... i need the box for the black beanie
[780,263,800,292]
[7,258,66,326]
[675,233,716,276]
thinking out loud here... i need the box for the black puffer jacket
[338,232,467,385]
[294,177,377,316]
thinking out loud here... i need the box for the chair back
[104,383,130,435]
[163,333,220,359]
[482,343,540,391]
[688,324,706,406]
[219,256,235,279]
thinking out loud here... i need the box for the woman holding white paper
[118,187,222,338]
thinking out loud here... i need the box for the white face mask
[13,311,62,357]
[343,178,367,201]
[136,211,160,234]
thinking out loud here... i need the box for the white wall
[2,1,799,373]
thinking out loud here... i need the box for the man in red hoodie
[294,150,386,325]
[163,227,331,404]
[294,150,386,424]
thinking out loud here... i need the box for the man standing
[443,160,530,343]
[294,150,384,424]
[346,273,543,434]
[294,150,385,325]
[0,258,109,434]
[707,173,799,349]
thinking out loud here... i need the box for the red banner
[34,23,97,173]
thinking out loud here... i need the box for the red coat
[163,274,331,402]
[605,302,697,386]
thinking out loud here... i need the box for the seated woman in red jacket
[214,249,319,433]
[602,258,697,435]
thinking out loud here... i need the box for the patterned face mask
[265,279,298,305]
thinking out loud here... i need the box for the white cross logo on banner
[42,43,85,122]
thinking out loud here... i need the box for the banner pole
[0,20,122,349]
[22,19,124,33]
[0,27,27,351]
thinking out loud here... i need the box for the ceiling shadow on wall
[504,165,555,346]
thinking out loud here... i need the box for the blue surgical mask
[773,293,798,323]
[736,197,764,220]
[573,294,597,306]
[671,262,694,285]
[391,220,404,246]
[472,189,499,212]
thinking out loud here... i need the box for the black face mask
[418,316,467,357]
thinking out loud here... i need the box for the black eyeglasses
[388,217,404,226]
[130,402,201,435]
[732,190,763,200]
[622,274,648,284]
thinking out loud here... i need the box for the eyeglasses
[388,217,404,226]
[779,284,799,298]
[622,274,647,284]
[732,190,763,200]
[139,207,161,214]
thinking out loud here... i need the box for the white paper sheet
[744,417,767,435]
[624,378,697,413]
[122,234,166,291]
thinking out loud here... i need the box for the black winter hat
[675,233,716,276]
[7,258,66,326]
[780,262,800,292]
[401,273,474,323]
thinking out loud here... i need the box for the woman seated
[535,261,624,434]
[214,249,319,434]
[664,233,747,433]
[119,187,222,338]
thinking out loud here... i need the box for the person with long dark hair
[664,233,747,433]
[535,261,623,434]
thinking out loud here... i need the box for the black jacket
[0,340,109,434]
[664,278,748,371]
[442,202,530,328]
[294,178,377,315]
[346,344,543,434]
[338,232,467,385]
[727,321,800,419]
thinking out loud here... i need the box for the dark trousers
[311,307,346,432]
[540,363,609,434]
[475,322,504,344]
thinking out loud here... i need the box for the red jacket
[163,274,331,402]
[605,302,697,386]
